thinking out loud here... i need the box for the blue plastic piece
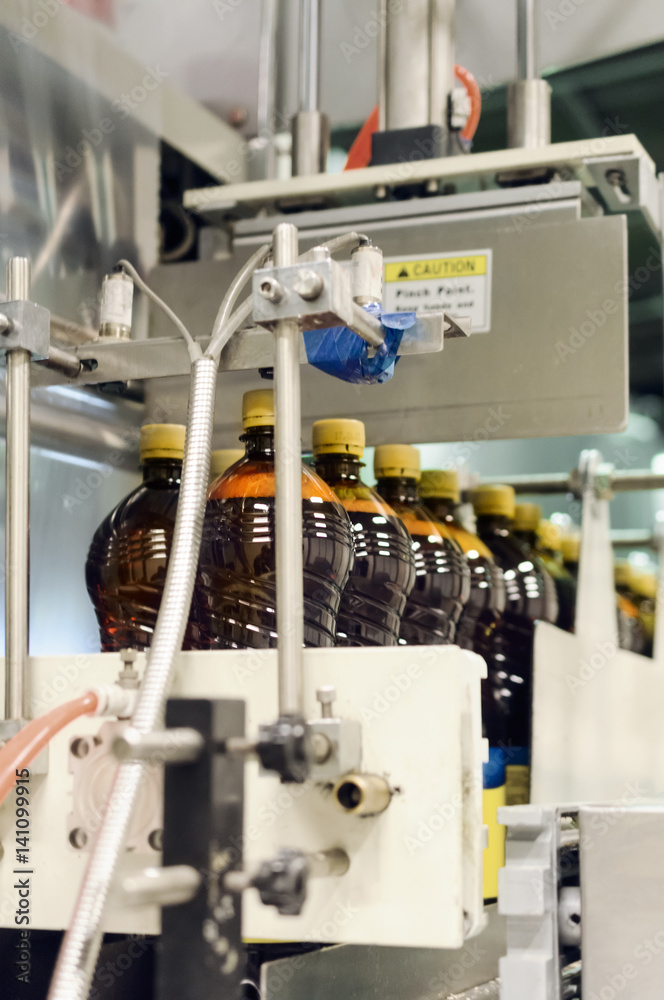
[303,303,418,385]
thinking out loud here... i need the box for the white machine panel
[0,646,486,950]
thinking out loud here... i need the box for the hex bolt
[69,828,88,849]
[293,269,324,301]
[70,738,90,759]
[316,686,336,718]
[259,278,284,304]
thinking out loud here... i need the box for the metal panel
[580,805,664,1000]
[261,904,505,1000]
[530,622,664,804]
[145,205,628,444]
[0,646,485,951]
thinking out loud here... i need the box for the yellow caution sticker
[383,248,493,332]
[385,254,488,282]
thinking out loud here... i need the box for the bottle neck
[514,528,538,547]
[314,453,363,483]
[376,476,419,505]
[142,457,183,484]
[242,424,275,459]
[476,512,513,534]
[421,496,456,522]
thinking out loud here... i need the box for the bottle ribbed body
[192,440,354,649]
[314,456,416,646]
[422,497,505,656]
[376,478,471,645]
[86,460,190,651]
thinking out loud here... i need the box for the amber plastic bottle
[512,504,573,633]
[312,418,416,646]
[419,469,505,656]
[86,423,188,651]
[471,484,559,805]
[209,448,243,485]
[614,561,651,655]
[373,445,471,645]
[192,389,354,649]
[534,518,577,633]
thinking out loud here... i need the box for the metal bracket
[0,300,51,361]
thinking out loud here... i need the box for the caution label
[383,249,492,332]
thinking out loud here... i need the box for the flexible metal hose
[47,356,217,1000]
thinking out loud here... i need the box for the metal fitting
[332,773,392,816]
[0,300,50,361]
[258,277,285,304]
[292,268,324,301]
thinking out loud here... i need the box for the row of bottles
[86,398,602,809]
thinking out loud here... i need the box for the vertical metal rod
[383,0,430,131]
[5,257,31,721]
[256,0,279,180]
[298,0,320,113]
[273,223,304,716]
[428,0,456,128]
[517,0,536,80]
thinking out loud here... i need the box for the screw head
[148,828,163,852]
[293,269,324,301]
[316,686,336,706]
[259,278,284,304]
[69,827,88,849]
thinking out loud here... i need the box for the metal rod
[273,223,304,717]
[480,470,664,496]
[429,0,456,128]
[5,257,31,722]
[43,345,82,379]
[120,865,201,908]
[112,726,205,764]
[517,0,536,80]
[383,0,431,130]
[298,0,320,113]
[610,529,656,549]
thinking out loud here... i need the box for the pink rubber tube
[0,692,98,806]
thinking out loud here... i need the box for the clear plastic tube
[0,692,98,806]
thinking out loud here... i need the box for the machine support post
[5,256,31,722]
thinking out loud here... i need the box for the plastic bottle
[209,448,244,485]
[511,504,571,632]
[419,469,505,656]
[471,484,558,805]
[614,561,651,656]
[312,418,416,646]
[629,570,656,657]
[373,445,471,645]
[193,389,354,649]
[534,519,577,632]
[86,423,188,651]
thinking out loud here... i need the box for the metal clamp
[308,686,362,781]
[0,300,51,361]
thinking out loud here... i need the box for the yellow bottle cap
[630,570,657,600]
[419,469,460,503]
[561,534,580,563]
[614,561,633,587]
[537,520,562,552]
[513,502,542,532]
[312,418,365,457]
[374,444,421,482]
[210,448,244,478]
[470,484,515,519]
[139,423,186,462]
[242,389,274,429]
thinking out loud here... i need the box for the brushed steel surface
[580,806,664,1000]
[145,204,628,445]
[261,903,505,1000]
